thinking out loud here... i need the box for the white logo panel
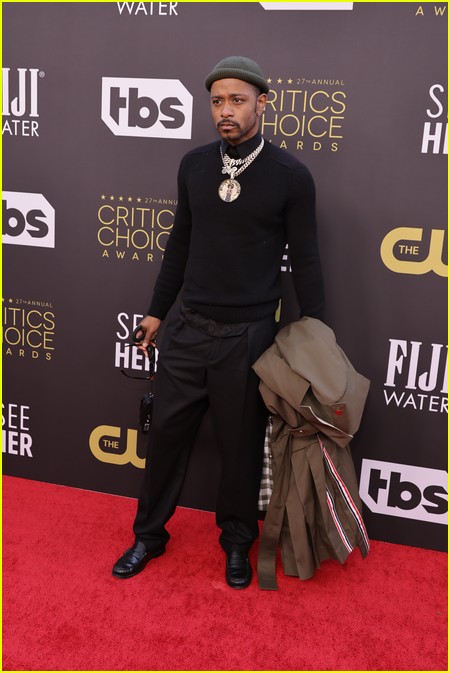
[2,191,55,248]
[360,459,447,525]
[101,77,193,139]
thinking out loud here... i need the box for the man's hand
[135,315,161,356]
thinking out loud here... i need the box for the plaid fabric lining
[258,417,273,511]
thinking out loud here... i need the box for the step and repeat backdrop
[3,2,447,551]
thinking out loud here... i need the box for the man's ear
[257,93,267,116]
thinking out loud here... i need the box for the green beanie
[205,56,269,94]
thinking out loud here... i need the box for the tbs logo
[360,459,447,525]
[101,77,193,139]
[2,192,55,248]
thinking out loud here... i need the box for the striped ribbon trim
[319,435,370,554]
[325,488,355,553]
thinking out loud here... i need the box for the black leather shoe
[112,540,165,579]
[225,549,252,589]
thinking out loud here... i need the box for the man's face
[210,78,266,145]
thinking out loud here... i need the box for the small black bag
[120,339,156,434]
[139,390,154,434]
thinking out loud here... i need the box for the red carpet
[2,475,447,671]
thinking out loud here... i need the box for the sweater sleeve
[285,164,325,321]
[147,154,192,319]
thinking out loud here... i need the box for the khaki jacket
[253,317,371,590]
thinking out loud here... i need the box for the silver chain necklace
[218,137,265,202]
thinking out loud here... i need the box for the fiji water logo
[2,67,43,137]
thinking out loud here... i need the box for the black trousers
[133,309,277,553]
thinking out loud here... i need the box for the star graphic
[287,79,293,84]
[277,78,282,84]
[128,197,133,202]
[101,195,106,200]
[109,195,115,201]
[137,197,142,203]
[267,77,272,84]
[119,196,124,202]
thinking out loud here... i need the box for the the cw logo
[380,227,447,277]
[89,426,145,468]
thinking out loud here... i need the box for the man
[112,56,325,589]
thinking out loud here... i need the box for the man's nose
[221,103,233,117]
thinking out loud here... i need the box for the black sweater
[148,133,325,323]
